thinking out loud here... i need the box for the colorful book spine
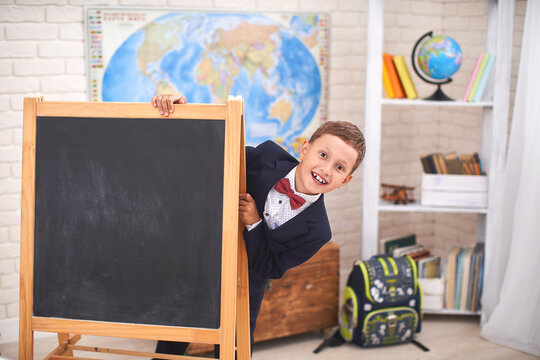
[392,55,418,99]
[467,54,490,102]
[473,55,495,102]
[463,54,483,101]
[382,60,395,98]
[383,53,405,98]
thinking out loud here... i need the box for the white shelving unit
[361,0,514,317]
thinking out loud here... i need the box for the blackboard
[33,116,225,329]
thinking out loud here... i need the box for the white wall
[0,0,526,345]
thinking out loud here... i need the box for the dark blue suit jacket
[243,141,332,340]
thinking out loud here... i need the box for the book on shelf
[470,243,485,312]
[444,152,463,175]
[392,243,425,258]
[473,55,495,102]
[467,54,490,102]
[418,256,440,278]
[381,233,416,255]
[444,246,461,309]
[463,54,484,101]
[382,59,395,98]
[383,53,405,98]
[458,246,474,311]
[453,247,466,309]
[392,55,418,99]
[408,249,431,262]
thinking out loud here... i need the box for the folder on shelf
[383,53,405,98]
[463,54,484,101]
[382,60,395,98]
[473,55,495,102]
[467,54,490,102]
[393,55,418,99]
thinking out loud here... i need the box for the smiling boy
[151,95,366,358]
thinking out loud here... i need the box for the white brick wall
[0,0,526,342]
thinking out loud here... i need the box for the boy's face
[295,134,357,195]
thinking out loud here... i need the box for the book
[473,152,484,175]
[381,233,416,255]
[392,55,418,99]
[383,53,405,98]
[392,244,424,258]
[420,155,435,174]
[444,152,463,175]
[466,243,483,310]
[463,54,484,101]
[467,54,490,102]
[418,256,440,278]
[459,154,475,175]
[444,247,461,309]
[470,243,485,311]
[459,246,474,311]
[382,60,395,98]
[473,55,495,102]
[453,247,466,309]
[408,249,431,262]
[435,153,449,174]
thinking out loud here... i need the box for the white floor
[1,315,537,359]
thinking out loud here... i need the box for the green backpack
[315,255,428,353]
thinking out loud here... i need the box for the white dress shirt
[246,166,320,231]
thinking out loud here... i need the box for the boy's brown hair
[309,121,366,174]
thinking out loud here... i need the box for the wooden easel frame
[19,97,250,360]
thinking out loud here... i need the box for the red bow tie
[274,178,306,210]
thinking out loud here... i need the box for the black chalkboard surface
[33,116,225,329]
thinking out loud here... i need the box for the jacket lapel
[253,158,297,218]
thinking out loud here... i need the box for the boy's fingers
[151,96,157,107]
[167,98,174,114]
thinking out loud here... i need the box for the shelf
[378,199,488,214]
[381,99,493,107]
[423,309,481,316]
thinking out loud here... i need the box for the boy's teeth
[313,172,326,184]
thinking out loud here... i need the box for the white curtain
[481,0,540,356]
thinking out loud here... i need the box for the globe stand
[412,31,457,101]
[425,83,454,101]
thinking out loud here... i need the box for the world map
[87,10,329,156]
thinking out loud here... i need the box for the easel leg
[58,333,74,356]
[236,235,251,360]
[236,115,251,360]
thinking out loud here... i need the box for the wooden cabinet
[254,241,339,342]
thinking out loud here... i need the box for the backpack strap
[411,338,430,352]
[313,327,345,354]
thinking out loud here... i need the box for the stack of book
[382,53,418,99]
[420,151,484,175]
[463,53,495,102]
[443,244,485,312]
[380,234,440,278]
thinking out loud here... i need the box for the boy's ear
[298,140,310,160]
[338,174,354,188]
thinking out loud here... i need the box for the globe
[412,31,463,101]
[417,35,462,80]
[101,13,323,156]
